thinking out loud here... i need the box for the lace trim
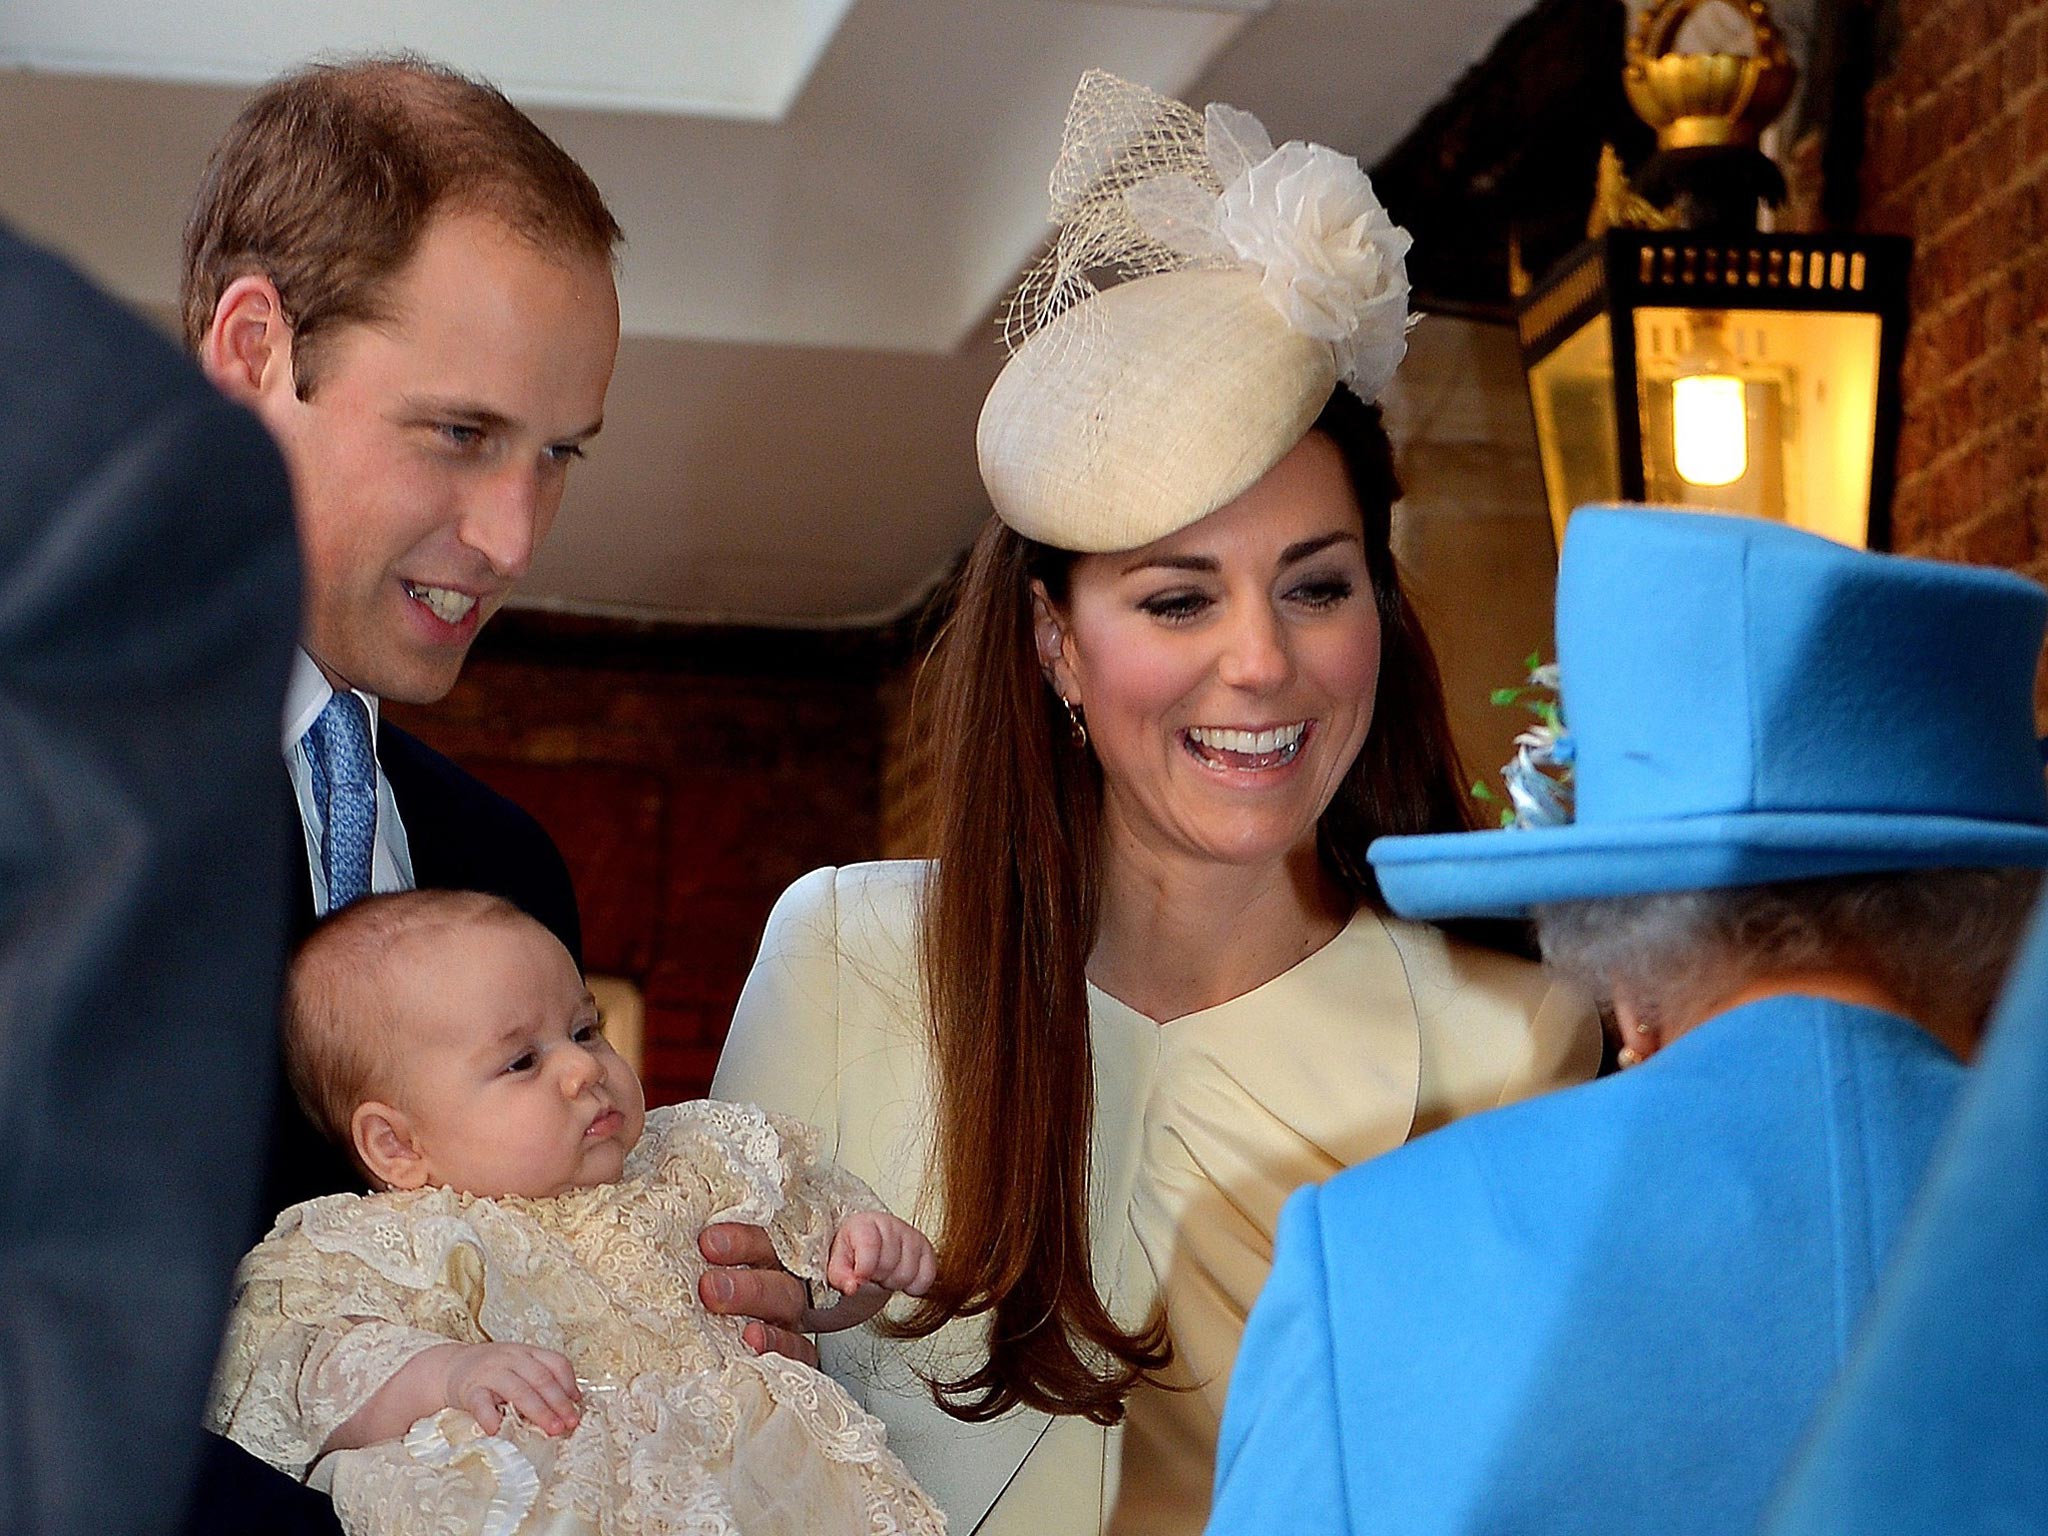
[210,1100,936,1531]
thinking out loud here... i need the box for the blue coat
[1208,996,1964,1536]
[1765,900,2048,1533]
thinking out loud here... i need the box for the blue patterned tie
[307,690,377,910]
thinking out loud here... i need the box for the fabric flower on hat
[1218,140,1414,401]
[1122,99,1415,403]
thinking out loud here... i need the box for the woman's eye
[1289,577,1355,610]
[1139,590,1211,622]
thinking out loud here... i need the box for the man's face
[258,209,619,703]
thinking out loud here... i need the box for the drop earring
[1618,1018,1654,1069]
[1062,696,1088,748]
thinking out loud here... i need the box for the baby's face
[382,914,646,1198]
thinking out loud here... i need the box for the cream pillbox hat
[976,71,1416,554]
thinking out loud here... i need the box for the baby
[209,889,945,1536]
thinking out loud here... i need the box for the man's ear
[352,1101,431,1191]
[1029,580,1079,707]
[199,273,295,405]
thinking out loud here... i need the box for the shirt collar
[282,647,382,753]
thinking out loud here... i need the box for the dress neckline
[1085,904,1382,1028]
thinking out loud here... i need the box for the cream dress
[207,1100,946,1536]
[711,862,1601,1536]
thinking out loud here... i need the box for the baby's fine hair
[284,888,532,1174]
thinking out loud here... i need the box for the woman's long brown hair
[893,389,1477,1423]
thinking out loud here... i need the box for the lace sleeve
[760,1106,892,1310]
[652,1101,889,1309]
[204,1198,492,1478]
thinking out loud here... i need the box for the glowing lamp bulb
[1672,373,1748,487]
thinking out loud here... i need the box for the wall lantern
[1516,0,1911,551]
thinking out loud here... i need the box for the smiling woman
[711,72,1601,1536]
[1034,426,1386,902]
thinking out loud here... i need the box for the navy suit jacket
[1210,996,1964,1536]
[0,224,300,1536]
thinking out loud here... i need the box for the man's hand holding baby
[701,1209,936,1351]
[325,1213,931,1458]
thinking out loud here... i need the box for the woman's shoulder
[1372,911,1526,977]
[795,857,929,906]
[759,860,930,963]
[718,863,933,1113]
[1372,911,1603,1102]
[1373,912,1565,1010]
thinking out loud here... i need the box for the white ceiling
[0,0,1543,626]
[1,0,863,119]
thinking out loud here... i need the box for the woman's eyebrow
[1120,531,1359,576]
[1279,531,1360,564]
[1120,552,1219,575]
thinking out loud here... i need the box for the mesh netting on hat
[1003,71,1231,357]
[1000,69,1416,406]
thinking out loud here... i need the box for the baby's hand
[440,1342,582,1437]
[825,1211,937,1305]
[829,1209,937,1298]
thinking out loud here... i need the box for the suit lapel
[375,722,436,886]
[282,769,315,943]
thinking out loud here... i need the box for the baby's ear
[353,1102,430,1191]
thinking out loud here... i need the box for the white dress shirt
[282,648,415,916]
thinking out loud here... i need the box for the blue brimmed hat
[1369,506,2048,920]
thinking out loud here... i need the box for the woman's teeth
[1186,722,1307,767]
[403,581,478,625]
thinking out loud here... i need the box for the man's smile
[401,580,480,625]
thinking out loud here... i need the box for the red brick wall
[384,626,895,1105]
[1858,0,2048,630]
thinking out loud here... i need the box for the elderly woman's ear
[1030,580,1080,707]
[1608,993,1664,1068]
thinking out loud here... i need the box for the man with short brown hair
[182,54,622,1536]
[189,54,619,1207]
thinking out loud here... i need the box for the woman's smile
[1181,720,1313,774]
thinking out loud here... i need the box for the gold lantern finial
[1624,0,1796,152]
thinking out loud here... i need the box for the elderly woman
[1208,505,2048,1536]
[710,73,1597,1536]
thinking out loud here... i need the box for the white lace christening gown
[208,1100,946,1536]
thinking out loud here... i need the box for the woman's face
[1037,430,1382,872]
